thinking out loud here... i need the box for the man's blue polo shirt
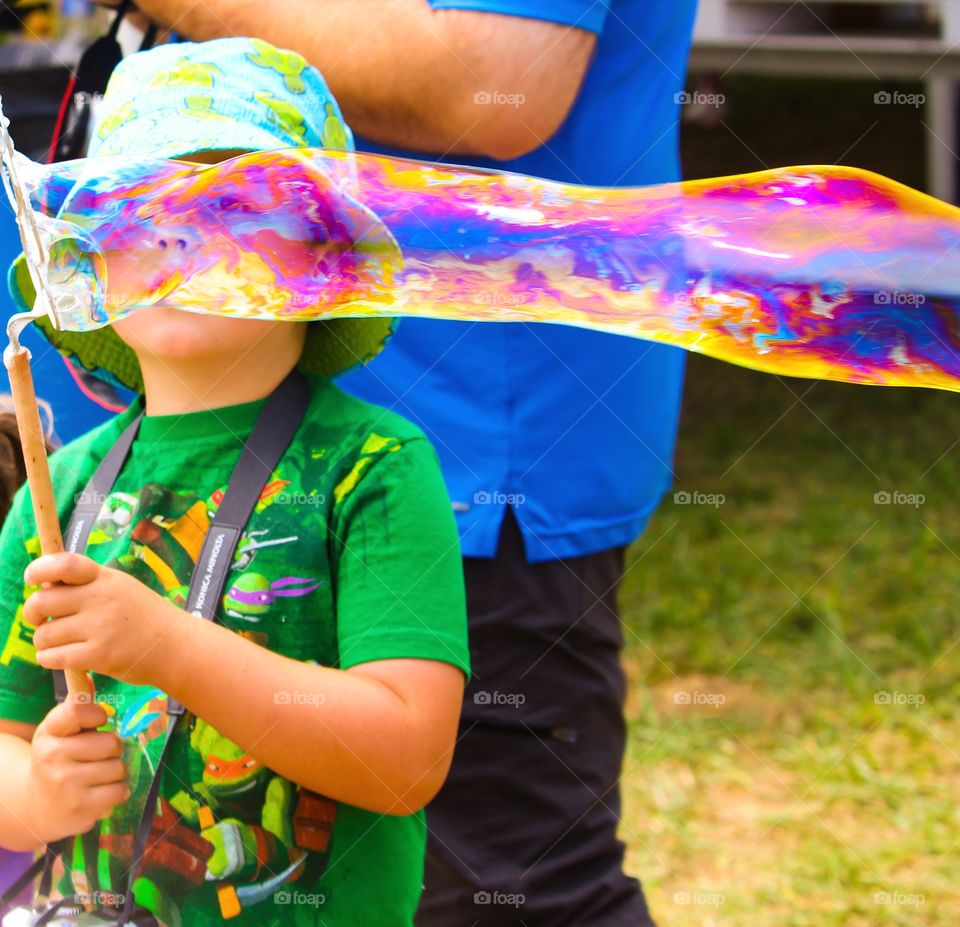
[341,0,698,561]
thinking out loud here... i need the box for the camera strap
[31,368,311,924]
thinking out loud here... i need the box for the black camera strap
[29,369,311,924]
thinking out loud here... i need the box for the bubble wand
[0,96,88,700]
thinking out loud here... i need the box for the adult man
[91,2,697,922]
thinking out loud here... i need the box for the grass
[618,356,960,926]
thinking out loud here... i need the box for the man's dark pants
[416,510,655,927]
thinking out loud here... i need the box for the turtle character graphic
[252,90,309,145]
[223,573,323,622]
[106,483,210,600]
[68,689,216,927]
[169,719,336,918]
[246,38,308,94]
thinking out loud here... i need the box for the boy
[0,39,469,927]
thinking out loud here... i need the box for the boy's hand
[28,698,129,843]
[23,553,183,688]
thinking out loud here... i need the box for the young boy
[0,39,469,927]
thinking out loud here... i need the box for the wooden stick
[6,344,88,698]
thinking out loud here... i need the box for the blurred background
[0,0,956,923]
[631,3,959,925]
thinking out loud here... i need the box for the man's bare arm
[120,0,596,159]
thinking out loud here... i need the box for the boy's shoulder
[48,405,136,483]
[41,379,435,497]
[308,376,431,451]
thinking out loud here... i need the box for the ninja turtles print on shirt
[0,376,470,927]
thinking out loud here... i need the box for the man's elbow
[450,90,574,161]
[481,116,557,161]
[427,10,594,161]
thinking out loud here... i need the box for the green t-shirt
[0,375,469,927]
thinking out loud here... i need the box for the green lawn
[619,355,959,926]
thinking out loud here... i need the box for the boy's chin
[114,307,271,360]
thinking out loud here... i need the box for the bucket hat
[7,37,395,392]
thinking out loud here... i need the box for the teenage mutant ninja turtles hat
[7,36,395,392]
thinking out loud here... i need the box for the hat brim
[92,109,313,164]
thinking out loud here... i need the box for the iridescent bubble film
[16,148,960,390]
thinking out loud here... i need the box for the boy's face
[112,146,308,371]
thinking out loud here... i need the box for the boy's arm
[0,720,42,851]
[24,575,464,816]
[25,436,469,816]
[167,632,464,815]
[0,487,51,851]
